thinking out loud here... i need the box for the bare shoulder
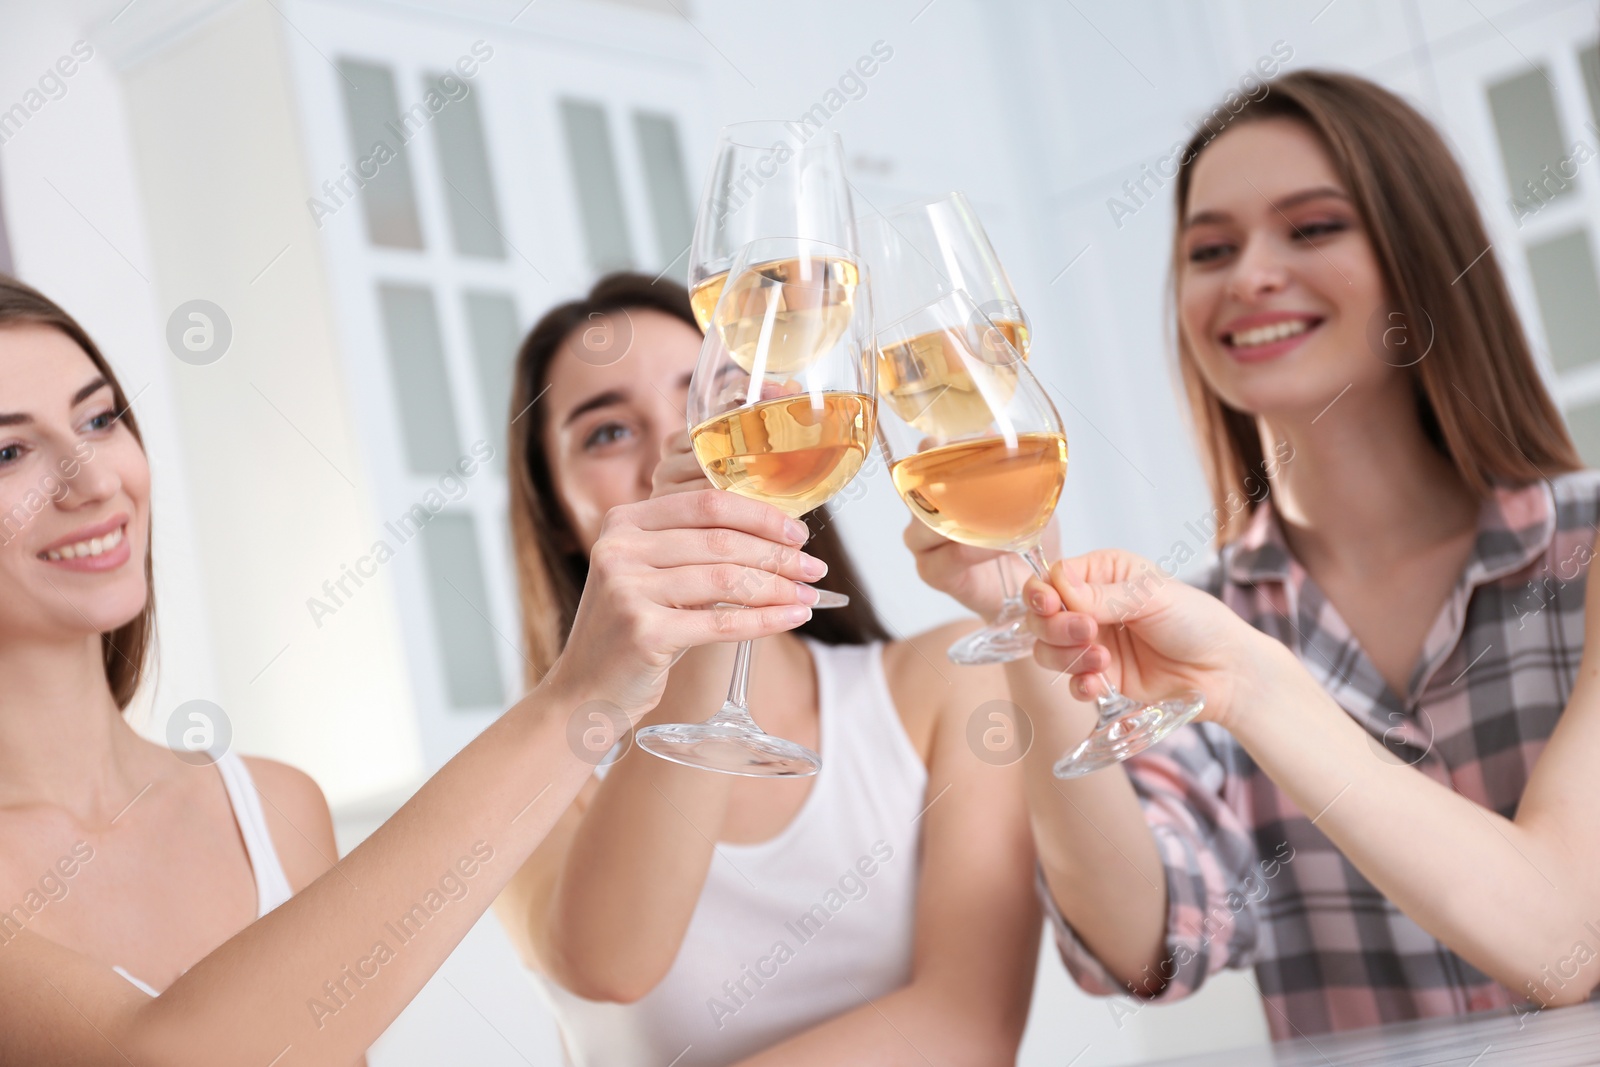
[241,756,338,891]
[882,619,1010,763]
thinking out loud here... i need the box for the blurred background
[0,0,1595,1061]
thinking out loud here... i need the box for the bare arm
[731,624,1041,1065]
[905,519,1171,994]
[1041,541,1600,1004]
[496,642,750,1001]
[496,433,822,1002]
[0,490,818,1066]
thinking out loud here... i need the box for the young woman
[910,70,1597,1038]
[0,274,819,1064]
[492,273,1040,1066]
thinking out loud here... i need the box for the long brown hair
[0,275,154,709]
[1171,69,1581,543]
[507,272,889,685]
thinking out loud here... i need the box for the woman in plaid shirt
[912,70,1599,1038]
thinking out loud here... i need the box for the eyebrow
[560,371,694,429]
[562,388,629,428]
[0,377,109,427]
[1184,186,1351,230]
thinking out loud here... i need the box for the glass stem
[708,639,763,730]
[995,556,1016,600]
[1017,545,1130,706]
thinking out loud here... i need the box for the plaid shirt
[1042,471,1600,1039]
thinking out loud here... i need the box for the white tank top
[534,638,929,1067]
[113,750,297,995]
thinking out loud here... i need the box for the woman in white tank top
[0,274,822,1064]
[494,274,1042,1066]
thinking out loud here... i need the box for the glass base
[948,619,1035,664]
[1052,690,1205,779]
[635,718,821,777]
[948,597,1033,665]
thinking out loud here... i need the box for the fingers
[1047,554,1161,625]
[654,564,820,611]
[684,602,815,645]
[622,489,808,546]
[901,515,946,554]
[1023,575,1064,617]
[639,527,827,583]
[1031,638,1108,678]
[1025,602,1097,645]
[651,432,709,497]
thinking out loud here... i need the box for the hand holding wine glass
[901,510,1059,624]
[858,191,1035,665]
[876,289,1204,778]
[635,236,876,777]
[550,489,824,719]
[1019,550,1270,735]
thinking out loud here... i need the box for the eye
[1188,241,1233,264]
[1292,219,1348,240]
[582,421,633,451]
[82,408,118,434]
[0,442,23,467]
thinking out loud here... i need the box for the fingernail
[784,518,809,544]
[1030,591,1048,612]
[796,583,820,605]
[801,554,828,579]
[785,605,813,624]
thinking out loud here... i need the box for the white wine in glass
[688,122,856,333]
[857,191,1037,665]
[636,238,876,778]
[689,122,859,610]
[876,289,1204,779]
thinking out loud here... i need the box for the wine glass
[688,121,857,612]
[875,288,1204,779]
[635,237,876,777]
[857,192,1034,665]
[688,121,857,333]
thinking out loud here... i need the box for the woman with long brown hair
[0,272,819,1064]
[912,69,1600,1036]
[492,272,1040,1066]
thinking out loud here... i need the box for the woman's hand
[904,517,1058,622]
[651,430,713,498]
[547,489,824,718]
[1023,549,1285,733]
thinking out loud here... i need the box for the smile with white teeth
[42,524,125,561]
[1227,319,1313,348]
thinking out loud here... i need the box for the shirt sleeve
[1038,557,1266,1002]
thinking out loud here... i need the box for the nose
[57,440,118,510]
[1224,234,1290,303]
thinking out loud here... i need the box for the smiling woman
[0,276,151,708]
[909,69,1600,1043]
[0,271,830,1065]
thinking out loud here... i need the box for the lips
[1218,313,1325,363]
[36,514,133,573]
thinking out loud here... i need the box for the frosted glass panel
[336,59,425,249]
[1527,230,1600,374]
[632,110,694,268]
[427,72,506,259]
[1487,67,1574,206]
[559,99,633,272]
[463,290,521,462]
[377,284,462,472]
[1564,402,1600,468]
[417,512,506,709]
